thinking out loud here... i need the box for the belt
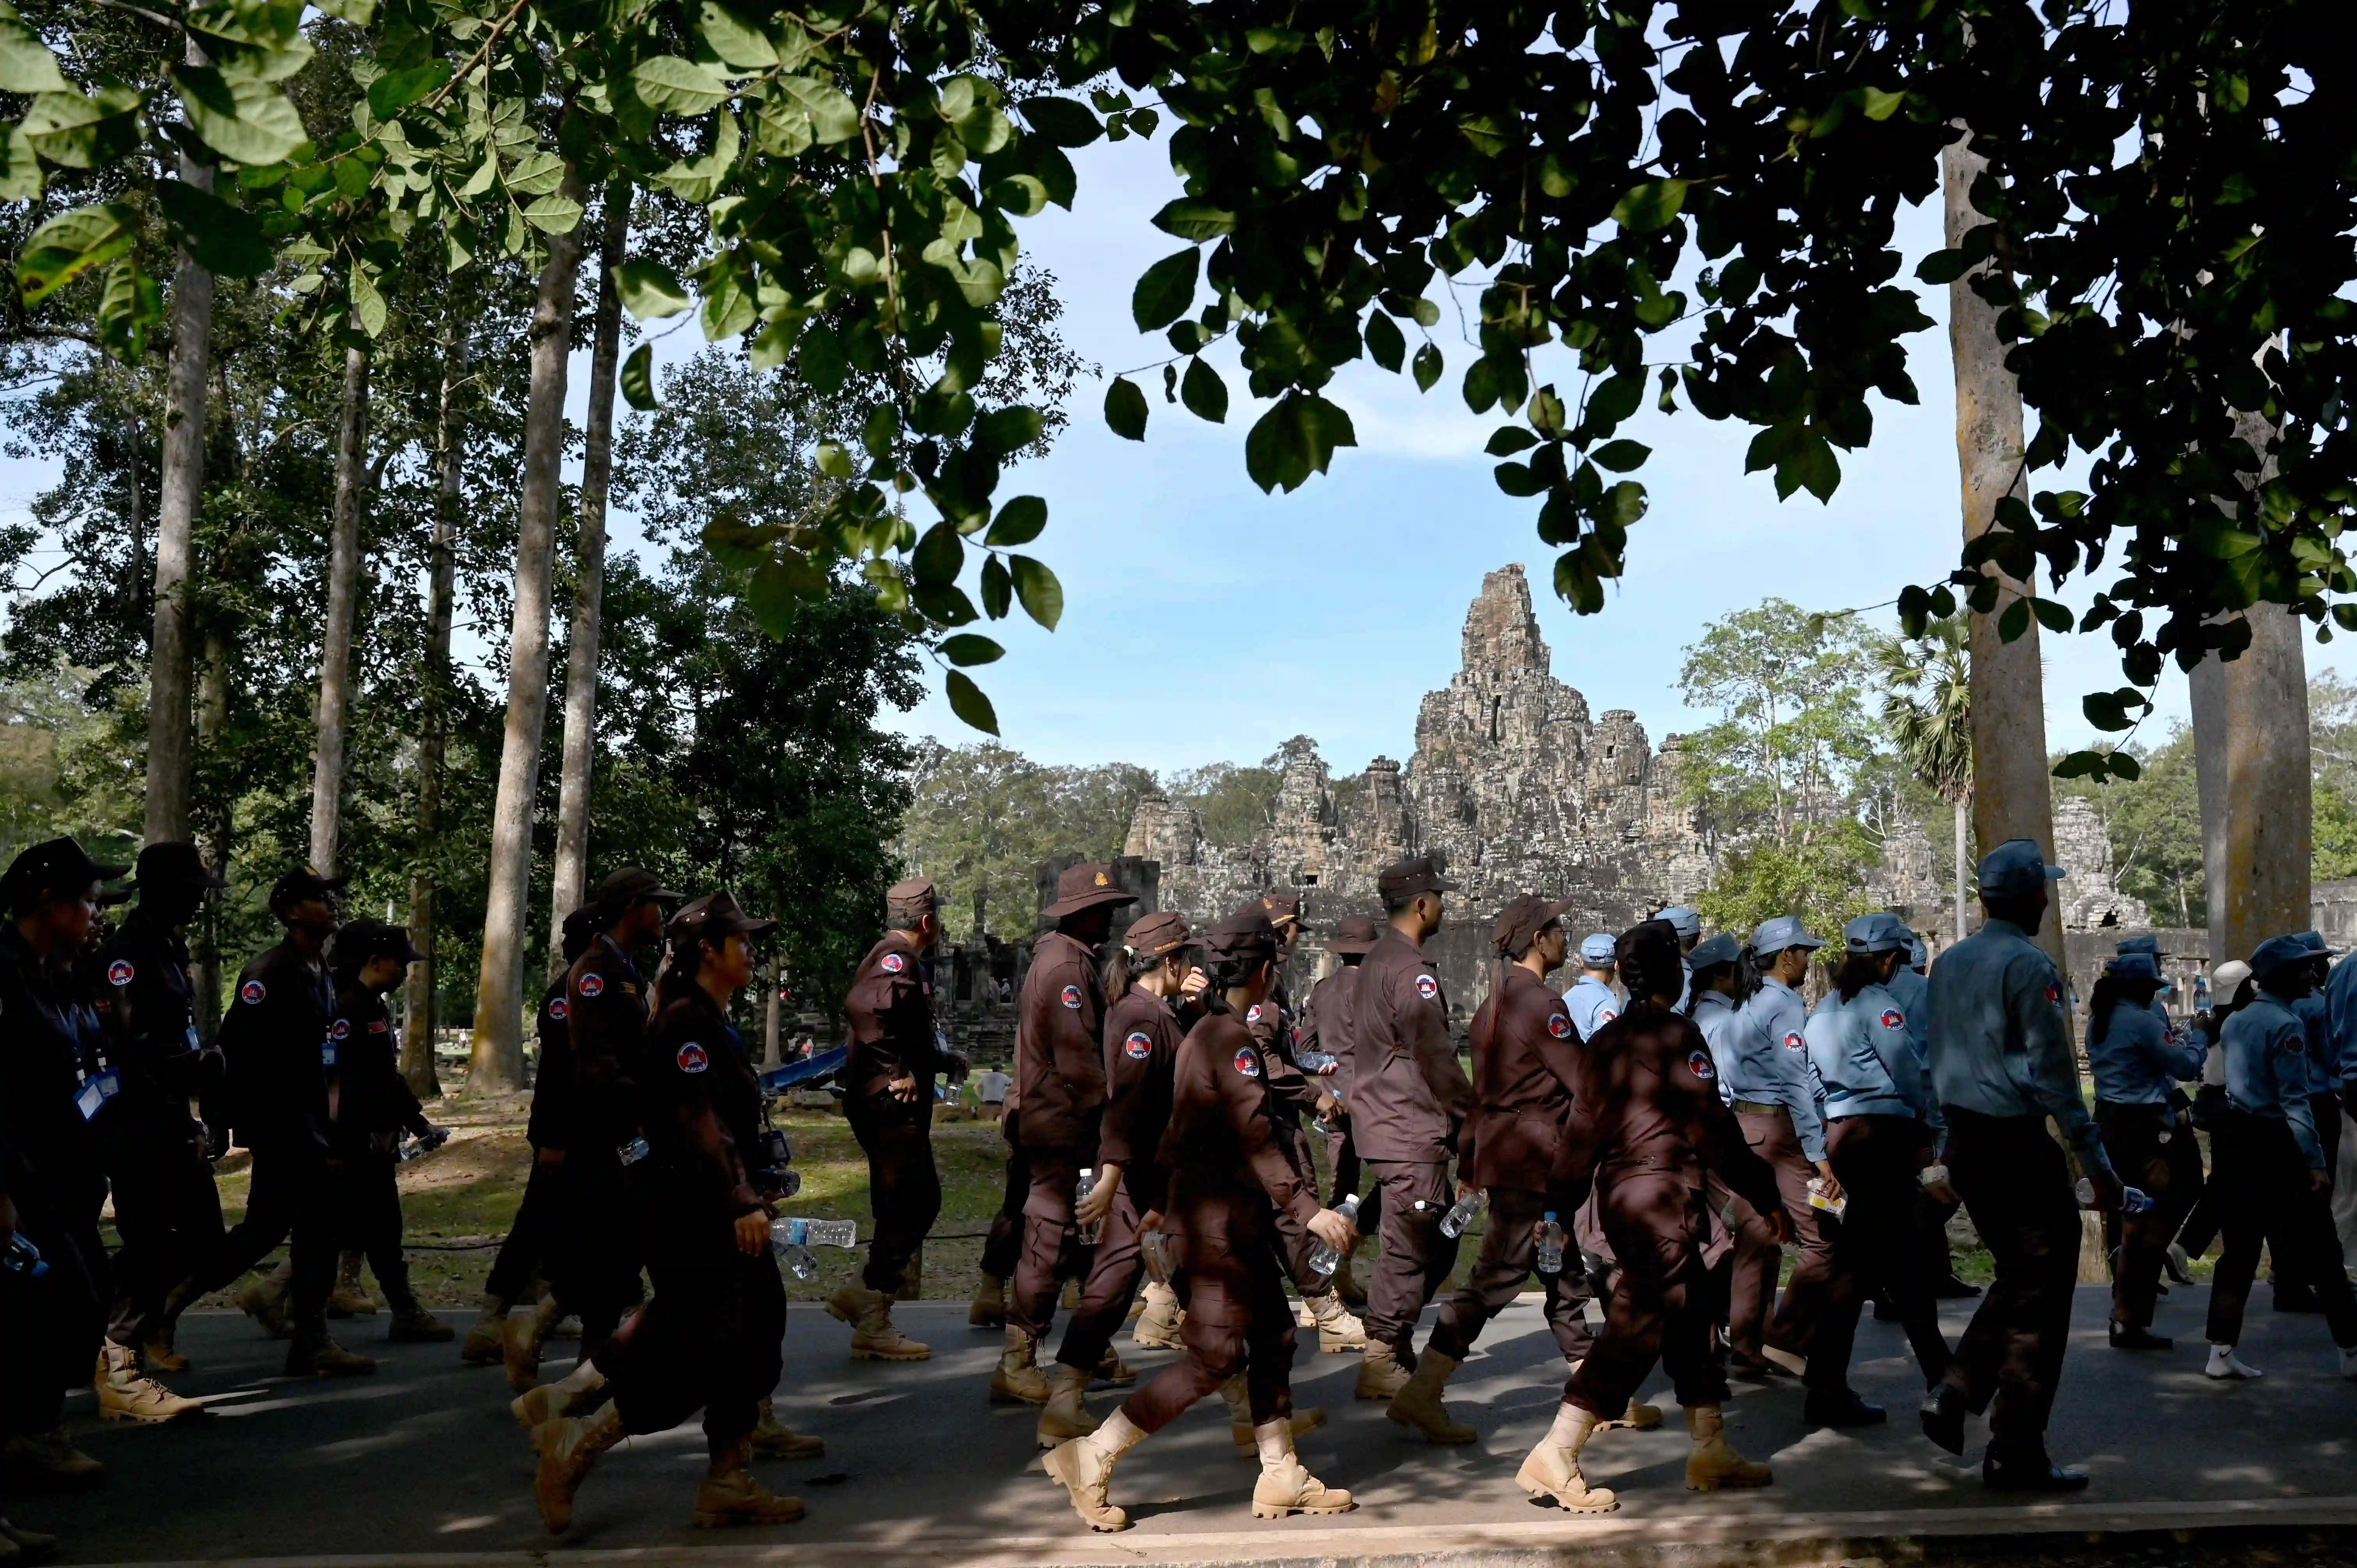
[1731,1099,1786,1118]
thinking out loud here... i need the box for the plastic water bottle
[1438,1188,1485,1240]
[1306,1193,1360,1277]
[1074,1167,1102,1244]
[617,1135,651,1166]
[4,1234,48,1278]
[1141,1228,1171,1281]
[776,1240,818,1279]
[1295,1049,1337,1073]
[396,1127,449,1163]
[772,1217,857,1250]
[1316,1093,1346,1142]
[2121,1185,2155,1215]
[1535,1211,1566,1276]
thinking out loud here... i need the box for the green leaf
[367,62,450,120]
[1131,247,1199,332]
[173,71,305,166]
[2051,749,2104,780]
[2109,752,2142,782]
[1611,178,1688,233]
[0,16,69,94]
[1485,426,1538,456]
[614,258,691,320]
[520,194,584,234]
[16,203,135,306]
[775,74,859,144]
[696,0,779,69]
[945,669,1000,735]
[1180,357,1228,422]
[941,633,1005,667]
[0,124,40,201]
[1104,376,1148,440]
[1412,342,1442,392]
[814,440,855,478]
[1009,554,1062,630]
[1151,198,1237,240]
[620,343,658,411]
[633,56,731,116]
[980,553,1011,618]
[21,83,142,169]
[986,495,1047,546]
[95,256,159,360]
[1916,249,1974,285]
[503,149,567,196]
[975,405,1042,458]
[152,178,270,277]
[1244,392,1357,494]
[1365,311,1405,373]
[349,265,387,337]
[1860,87,1905,121]
[1020,95,1101,147]
[1590,438,1650,472]
[1997,599,2030,644]
[2029,596,2073,633]
[913,521,964,585]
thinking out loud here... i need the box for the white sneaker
[2205,1344,2263,1380]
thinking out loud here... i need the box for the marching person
[323,920,451,1344]
[1889,934,1979,1302]
[1039,913,1357,1531]
[1728,914,1839,1379]
[996,864,1135,1406]
[2202,933,2357,1382]
[1689,934,1788,1376]
[1516,920,1785,1512]
[1921,840,2120,1491]
[1347,855,1473,1402]
[1564,935,1622,1040]
[830,878,953,1364]
[1657,906,1701,1012]
[522,892,806,1533]
[2086,950,2203,1350]
[1296,913,1383,1307]
[1800,913,1953,1425]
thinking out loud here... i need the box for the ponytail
[2088,974,2122,1049]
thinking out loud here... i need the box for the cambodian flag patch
[1060,984,1083,1010]
[1548,1013,1573,1039]
[1233,1048,1260,1078]
[1688,1049,1717,1081]
[1597,1009,1618,1026]
[239,980,267,1005]
[107,960,134,986]
[676,1042,710,1074]
[369,1018,388,1033]
[1414,974,1439,1001]
[881,951,905,974]
[2044,982,2061,1004]
[1124,1031,1153,1060]
[1246,1003,1263,1022]
[549,998,569,1021]
[1880,1008,1905,1030]
[330,1019,351,1040]
[579,972,605,998]
[1783,1031,1804,1051]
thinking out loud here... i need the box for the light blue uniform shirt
[2223,995,2328,1168]
[2291,991,2330,1098]
[1738,977,1827,1163]
[2087,997,2203,1105]
[1885,966,1930,1061]
[2325,952,2357,1091]
[1565,975,1622,1042]
[1926,917,2110,1171]
[1808,982,1933,1121]
[1692,989,1765,1108]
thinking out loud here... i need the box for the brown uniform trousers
[1363,1160,1458,1348]
[1726,1105,1837,1363]
[2096,1100,2203,1330]
[1057,1187,1145,1374]
[1563,1168,1732,1417]
[2205,1110,2357,1347]
[1815,1115,1951,1391]
[981,1107,1028,1281]
[846,1094,941,1295]
[1426,1185,1597,1364]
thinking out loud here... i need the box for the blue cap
[1977,839,2066,900]
[1908,936,1929,970]
[1657,906,1701,940]
[2115,934,2159,957]
[1579,933,1618,966]
[2297,929,2340,958]
[1751,914,1823,954]
[2105,952,2160,982]
[2250,934,2314,978]
[1842,912,1912,954]
[1689,932,1741,970]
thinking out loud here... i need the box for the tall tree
[1875,618,1972,943]
[403,320,464,1095]
[1677,599,1876,848]
[307,327,368,872]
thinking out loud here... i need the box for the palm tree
[1876,620,1973,941]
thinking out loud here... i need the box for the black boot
[1983,1450,2089,1492]
[2109,1322,2172,1351]
[1804,1388,1887,1428]
[1919,1383,1967,1455]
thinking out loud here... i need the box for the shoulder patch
[1880,1008,1905,1031]
[549,997,569,1021]
[239,979,267,1005]
[880,951,906,974]
[1782,1030,1804,1050]
[1548,1012,1573,1039]
[1232,1047,1261,1078]
[1246,1003,1263,1022]
[330,1019,351,1040]
[1060,983,1084,1010]
[1124,1031,1153,1060]
[107,959,134,987]
[1413,973,1440,1001]
[2044,982,2061,1005]
[675,1042,710,1074]
[1596,1008,1618,1027]
[578,972,606,999]
[368,1018,388,1034]
[1687,1049,1717,1082]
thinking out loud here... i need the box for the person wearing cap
[1047,909,1206,1445]
[2170,959,2253,1276]
[1688,931,1786,1371]
[1521,920,1786,1511]
[1728,914,1838,1379]
[996,863,1137,1407]
[2200,932,2357,1384]
[1040,912,1357,1532]
[1295,913,1383,1308]
[1920,839,2118,1490]
[524,891,805,1533]
[1882,931,1977,1303]
[1348,855,1474,1402]
[1656,907,1702,1012]
[2285,931,2350,1313]
[829,877,953,1365]
[1564,934,1622,1042]
[317,919,451,1346]
[1798,912,1954,1427]
[87,842,226,1380]
[2085,950,2204,1351]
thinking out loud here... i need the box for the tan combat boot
[1331,1253,1366,1308]
[3,1429,104,1489]
[1604,1395,1664,1430]
[1307,1291,1367,1353]
[1684,1404,1772,1491]
[94,1344,201,1423]
[1385,1349,1475,1443]
[827,1284,930,1361]
[1036,1363,1098,1449]
[1,1515,62,1560]
[234,1263,293,1340]
[1221,1375,1325,1454]
[326,1250,376,1317]
[143,1315,190,1374]
[461,1294,511,1365]
[1041,1410,1145,1532]
[989,1325,1051,1404]
[1060,1278,1082,1312]
[512,1368,609,1429]
[1355,1340,1410,1400]
[286,1332,377,1378]
[504,1297,558,1392]
[1516,1403,1618,1513]
[750,1398,826,1460]
[969,1273,1007,1328]
[531,1404,625,1534]
[389,1305,455,1343]
[1094,1347,1134,1386]
[694,1468,806,1528]
[1131,1281,1183,1349]
[1249,1446,1354,1520]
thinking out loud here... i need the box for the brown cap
[886,877,938,918]
[329,916,427,970]
[1199,911,1278,964]
[1122,910,1193,960]
[595,867,686,909]
[1326,914,1382,955]
[1376,853,1458,901]
[1041,862,1138,918]
[268,865,348,916]
[667,890,777,946]
[1250,886,1303,923]
[1492,893,1575,957]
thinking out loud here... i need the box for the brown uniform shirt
[1099,985,1187,1214]
[567,933,650,1151]
[842,930,938,1101]
[643,982,768,1224]
[1559,1006,1779,1217]
[1156,1010,1320,1241]
[1347,927,1470,1163]
[1299,964,1362,1098]
[1015,930,1104,1153]
[1245,994,1325,1123]
[1465,964,1583,1192]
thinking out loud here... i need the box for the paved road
[14,1284,2357,1566]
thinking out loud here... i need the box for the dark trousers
[1917,1183,1964,1291]
[846,1094,941,1295]
[1121,1215,1295,1434]
[979,1115,1027,1281]
[106,1144,224,1346]
[1266,1118,1331,1296]
[1816,1116,1952,1391]
[1,1202,106,1437]
[206,1144,336,1336]
[2096,1101,2204,1329]
[1728,1108,1835,1360]
[1936,1109,2080,1462]
[595,1215,786,1449]
[1362,1159,1458,1357]
[1564,1171,1728,1416]
[329,1154,421,1314]
[1057,1187,1143,1372]
[2205,1111,2357,1347]
[485,1156,560,1304]
[1427,1185,1596,1364]
[1009,1148,1084,1340]
[542,1153,643,1353]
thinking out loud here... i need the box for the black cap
[2,837,131,908]
[1326,914,1382,955]
[595,867,686,909]
[560,905,603,964]
[1376,853,1458,901]
[269,866,349,916]
[130,841,226,893]
[668,890,778,946]
[329,916,426,969]
[1199,911,1278,964]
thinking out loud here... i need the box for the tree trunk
[1946,134,2065,978]
[308,336,369,875]
[468,173,591,1096]
[1952,791,1969,944]
[404,326,465,1098]
[764,953,783,1068]
[191,627,231,1043]
[145,43,215,844]
[547,184,631,964]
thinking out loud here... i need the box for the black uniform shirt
[528,972,576,1151]
[645,981,768,1224]
[216,938,334,1157]
[90,909,214,1140]
[327,983,430,1155]
[0,925,108,1221]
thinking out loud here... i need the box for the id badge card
[76,1067,122,1121]
[321,1040,339,1069]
